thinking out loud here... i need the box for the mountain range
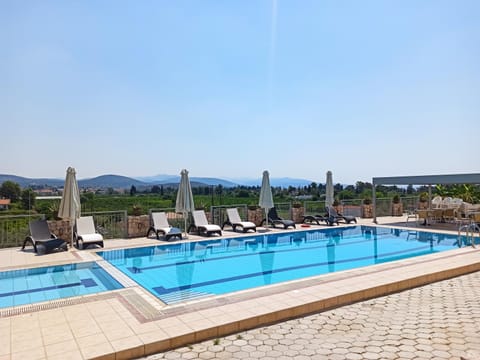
[0,173,315,189]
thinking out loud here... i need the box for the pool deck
[1,217,479,360]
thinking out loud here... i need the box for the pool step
[162,289,211,304]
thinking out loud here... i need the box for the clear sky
[2,0,479,185]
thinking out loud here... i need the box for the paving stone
[198,351,215,359]
[181,353,198,359]
[231,351,250,359]
[164,353,182,359]
[345,354,363,360]
[431,349,453,359]
[413,350,434,359]
[239,345,256,353]
[248,350,266,358]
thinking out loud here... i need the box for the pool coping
[1,221,480,359]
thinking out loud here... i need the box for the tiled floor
[0,217,479,360]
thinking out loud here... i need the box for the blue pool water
[98,226,466,304]
[0,262,123,309]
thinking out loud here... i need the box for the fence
[0,211,128,249]
[83,211,128,239]
[0,197,423,249]
[304,196,420,218]
[275,202,293,220]
[210,204,249,227]
[148,208,187,230]
[0,214,45,248]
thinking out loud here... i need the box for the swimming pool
[98,225,466,304]
[0,262,123,309]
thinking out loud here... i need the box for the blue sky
[1,0,479,185]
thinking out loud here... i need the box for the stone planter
[418,201,428,210]
[128,215,150,238]
[292,207,304,223]
[248,208,265,226]
[361,204,373,218]
[391,203,403,216]
[47,220,73,242]
[333,205,344,215]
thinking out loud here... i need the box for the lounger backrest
[29,220,52,241]
[152,212,170,228]
[432,196,442,208]
[327,206,338,217]
[193,210,209,226]
[226,208,242,223]
[268,207,280,220]
[76,216,96,236]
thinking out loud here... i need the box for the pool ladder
[458,222,479,248]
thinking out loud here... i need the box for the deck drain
[121,291,164,320]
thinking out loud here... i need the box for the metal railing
[304,196,420,218]
[336,199,363,217]
[0,196,428,249]
[275,202,293,220]
[0,214,46,248]
[303,200,328,216]
[210,204,249,227]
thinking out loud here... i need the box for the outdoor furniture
[147,212,182,241]
[302,214,336,226]
[405,209,418,225]
[261,207,296,229]
[22,219,68,254]
[75,216,104,249]
[326,206,357,224]
[223,208,256,233]
[189,210,222,236]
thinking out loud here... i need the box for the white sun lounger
[223,208,256,233]
[147,212,182,241]
[75,216,104,249]
[190,210,222,236]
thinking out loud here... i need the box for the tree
[151,185,161,194]
[406,184,414,194]
[21,188,36,210]
[130,185,137,196]
[0,181,21,202]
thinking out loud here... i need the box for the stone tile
[11,347,46,360]
[80,341,115,360]
[110,335,145,359]
[44,339,79,357]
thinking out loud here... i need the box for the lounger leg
[21,238,37,252]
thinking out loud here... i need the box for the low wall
[247,208,265,226]
[292,207,304,223]
[47,216,151,241]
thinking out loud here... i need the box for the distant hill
[234,177,315,188]
[1,173,317,189]
[78,175,147,188]
[135,174,238,188]
[0,174,64,188]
